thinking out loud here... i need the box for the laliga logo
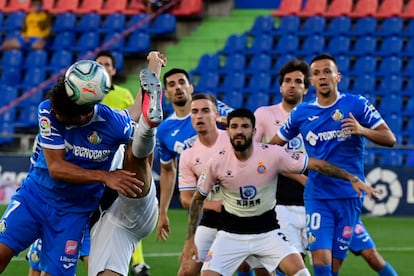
[363,168,402,216]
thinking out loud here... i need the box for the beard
[173,98,187,107]
[230,135,253,152]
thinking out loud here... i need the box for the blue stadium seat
[378,94,403,116]
[383,113,403,133]
[149,14,176,35]
[272,54,295,74]
[338,75,350,91]
[376,56,402,76]
[48,50,74,75]
[74,32,101,52]
[123,32,150,54]
[126,13,150,32]
[298,35,324,55]
[403,97,414,117]
[247,15,275,35]
[191,53,220,75]
[405,19,414,37]
[24,50,48,69]
[376,75,403,96]
[402,37,414,57]
[221,90,244,108]
[403,78,414,96]
[14,104,39,128]
[245,92,269,112]
[102,33,125,51]
[350,36,377,56]
[336,55,351,73]
[350,56,377,75]
[272,35,299,55]
[1,49,23,69]
[245,54,272,74]
[376,36,403,56]
[325,36,351,56]
[0,123,15,145]
[0,85,18,107]
[325,16,351,36]
[245,34,274,55]
[111,51,124,71]
[220,72,246,91]
[350,17,377,36]
[219,53,246,74]
[50,31,76,51]
[0,66,21,86]
[378,149,404,166]
[273,15,300,35]
[219,34,248,55]
[52,12,77,32]
[194,72,220,92]
[298,16,326,35]
[19,68,47,96]
[403,58,414,77]
[2,12,25,32]
[377,17,404,36]
[244,73,272,93]
[100,13,126,33]
[76,13,101,33]
[349,74,376,95]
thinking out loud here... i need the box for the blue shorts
[0,184,90,275]
[305,198,361,260]
[349,219,375,254]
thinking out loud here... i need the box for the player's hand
[104,170,143,198]
[179,239,199,272]
[341,112,364,136]
[216,116,227,127]
[156,213,170,241]
[350,176,380,199]
[147,51,167,67]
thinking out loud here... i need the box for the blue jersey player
[270,54,396,276]
[0,52,165,276]
[156,68,233,241]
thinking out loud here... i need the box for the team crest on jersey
[308,232,316,244]
[88,131,102,145]
[331,109,344,121]
[204,251,213,263]
[39,116,51,136]
[257,161,266,174]
[0,220,6,233]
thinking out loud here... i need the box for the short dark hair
[191,93,217,108]
[310,53,338,68]
[95,50,116,69]
[163,68,190,87]
[279,59,310,88]
[227,108,256,128]
[50,76,93,118]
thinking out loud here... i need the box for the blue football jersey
[26,100,134,212]
[278,93,383,200]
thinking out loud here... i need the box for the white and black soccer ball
[64,60,111,106]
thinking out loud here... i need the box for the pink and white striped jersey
[197,142,308,217]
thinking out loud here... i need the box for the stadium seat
[76,13,101,33]
[298,16,326,35]
[77,0,103,14]
[272,54,295,73]
[325,16,352,36]
[102,33,125,51]
[376,0,403,18]
[336,55,351,73]
[194,72,220,93]
[245,34,274,55]
[405,20,414,37]
[298,35,325,56]
[349,0,379,18]
[403,97,414,116]
[245,54,272,74]
[403,78,414,96]
[24,50,48,69]
[148,14,176,35]
[247,15,275,35]
[191,53,220,75]
[383,113,403,133]
[325,36,351,55]
[48,0,80,13]
[1,49,23,69]
[376,36,403,56]
[272,35,299,55]
[123,32,150,54]
[298,0,328,17]
[350,17,377,36]
[14,104,39,128]
[41,0,55,12]
[0,123,15,145]
[221,90,244,108]
[219,34,248,55]
[245,92,270,111]
[0,85,18,107]
[402,0,414,18]
[123,0,147,15]
[74,32,100,52]
[378,149,403,166]
[47,50,74,74]
[272,15,300,35]
[2,0,31,13]
[0,66,21,86]
[349,74,376,95]
[272,0,302,17]
[350,55,377,76]
[350,37,377,56]
[403,58,414,77]
[220,72,246,91]
[244,73,272,93]
[126,14,150,33]
[2,12,25,32]
[0,0,7,11]
[378,94,403,116]
[338,75,350,91]
[219,53,246,74]
[110,51,124,71]
[376,56,402,76]
[324,0,352,17]
[402,38,414,57]
[100,0,128,15]
[52,12,77,32]
[376,17,404,37]
[100,13,126,33]
[19,68,47,95]
[376,75,403,96]
[49,31,76,50]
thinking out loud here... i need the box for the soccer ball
[64,60,111,106]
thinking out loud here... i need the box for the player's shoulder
[254,103,279,114]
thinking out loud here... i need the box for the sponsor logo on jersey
[342,226,353,238]
[64,240,78,255]
[72,145,110,161]
[39,116,51,137]
[339,245,349,251]
[63,263,76,269]
[257,161,266,174]
[308,116,319,121]
[171,129,180,136]
[87,131,102,145]
[305,129,349,146]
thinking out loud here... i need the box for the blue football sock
[332,272,339,276]
[313,265,332,276]
[237,271,254,276]
[378,262,398,276]
[275,268,286,276]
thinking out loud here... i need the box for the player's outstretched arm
[307,157,379,198]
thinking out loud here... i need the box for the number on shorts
[3,200,21,219]
[306,212,321,230]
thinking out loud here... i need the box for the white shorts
[88,180,158,276]
[276,205,307,254]
[194,225,217,262]
[201,229,299,275]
